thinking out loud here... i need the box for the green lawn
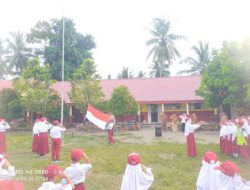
[5,131,250,190]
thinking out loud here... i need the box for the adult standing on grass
[37,164,73,190]
[120,153,154,190]
[0,119,10,154]
[184,113,205,157]
[170,114,179,132]
[50,120,66,162]
[196,151,220,190]
[179,113,187,132]
[64,148,92,190]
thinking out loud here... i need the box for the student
[32,119,40,153]
[214,160,250,190]
[0,119,10,154]
[37,117,52,157]
[106,114,115,144]
[196,151,220,190]
[0,154,15,180]
[184,114,205,157]
[0,154,24,190]
[37,164,73,190]
[235,119,249,164]
[50,120,66,162]
[120,153,154,190]
[64,148,92,190]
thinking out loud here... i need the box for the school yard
[6,127,250,190]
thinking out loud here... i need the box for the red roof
[0,80,13,90]
[0,76,203,104]
[100,76,203,104]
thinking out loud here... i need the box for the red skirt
[220,137,225,153]
[0,132,6,153]
[187,133,197,157]
[73,183,85,190]
[32,134,39,153]
[37,133,49,155]
[239,145,249,162]
[224,135,233,156]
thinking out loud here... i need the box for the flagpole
[61,0,65,144]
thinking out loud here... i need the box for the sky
[1,0,250,79]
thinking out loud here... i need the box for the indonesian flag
[86,104,110,130]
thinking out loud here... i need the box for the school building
[0,75,219,123]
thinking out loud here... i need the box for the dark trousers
[181,123,185,132]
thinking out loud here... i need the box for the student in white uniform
[0,154,15,180]
[120,153,154,190]
[50,120,66,162]
[0,119,10,154]
[196,151,220,190]
[32,119,40,153]
[37,117,52,157]
[214,160,250,190]
[37,164,73,190]
[64,149,92,190]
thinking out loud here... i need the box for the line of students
[219,116,250,164]
[32,117,66,161]
[196,151,250,190]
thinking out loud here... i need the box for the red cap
[71,148,84,162]
[127,153,141,165]
[40,117,47,122]
[43,164,63,180]
[53,120,60,126]
[203,151,218,163]
[215,161,240,177]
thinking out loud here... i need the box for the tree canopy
[27,18,96,81]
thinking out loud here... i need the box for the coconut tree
[117,67,133,79]
[146,17,184,77]
[5,31,32,76]
[0,40,8,79]
[149,61,170,78]
[178,41,211,75]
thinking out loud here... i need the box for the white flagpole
[61,0,65,144]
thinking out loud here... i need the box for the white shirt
[37,181,72,190]
[179,115,187,123]
[38,122,52,133]
[214,171,250,190]
[184,120,200,136]
[0,158,15,180]
[242,119,250,135]
[64,163,92,185]
[50,126,66,139]
[33,122,40,135]
[196,160,220,190]
[120,164,154,190]
[0,123,10,133]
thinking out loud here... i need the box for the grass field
[5,131,250,190]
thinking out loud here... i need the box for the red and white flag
[86,104,109,130]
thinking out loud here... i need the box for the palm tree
[149,61,170,78]
[137,70,147,78]
[0,40,8,79]
[5,31,32,76]
[146,17,184,77]
[117,67,133,79]
[178,41,211,75]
